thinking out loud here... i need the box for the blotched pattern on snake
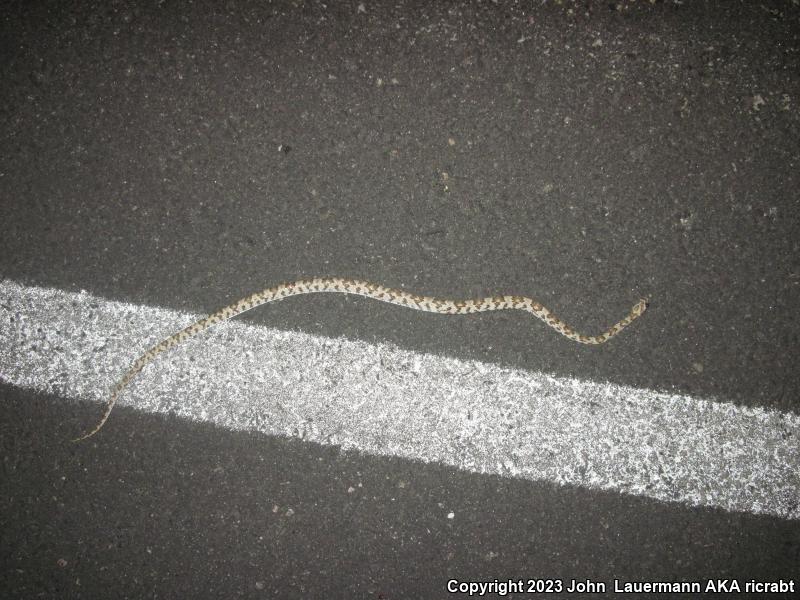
[73,277,648,441]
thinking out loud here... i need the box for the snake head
[633,298,649,316]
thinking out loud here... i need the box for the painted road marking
[1,279,798,519]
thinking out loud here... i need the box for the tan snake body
[73,277,648,441]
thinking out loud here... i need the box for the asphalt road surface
[1,1,798,599]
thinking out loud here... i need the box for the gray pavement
[1,1,798,598]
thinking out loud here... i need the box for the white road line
[1,279,798,519]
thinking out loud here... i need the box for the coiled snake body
[74,277,648,441]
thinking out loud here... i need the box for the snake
[73,277,648,441]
